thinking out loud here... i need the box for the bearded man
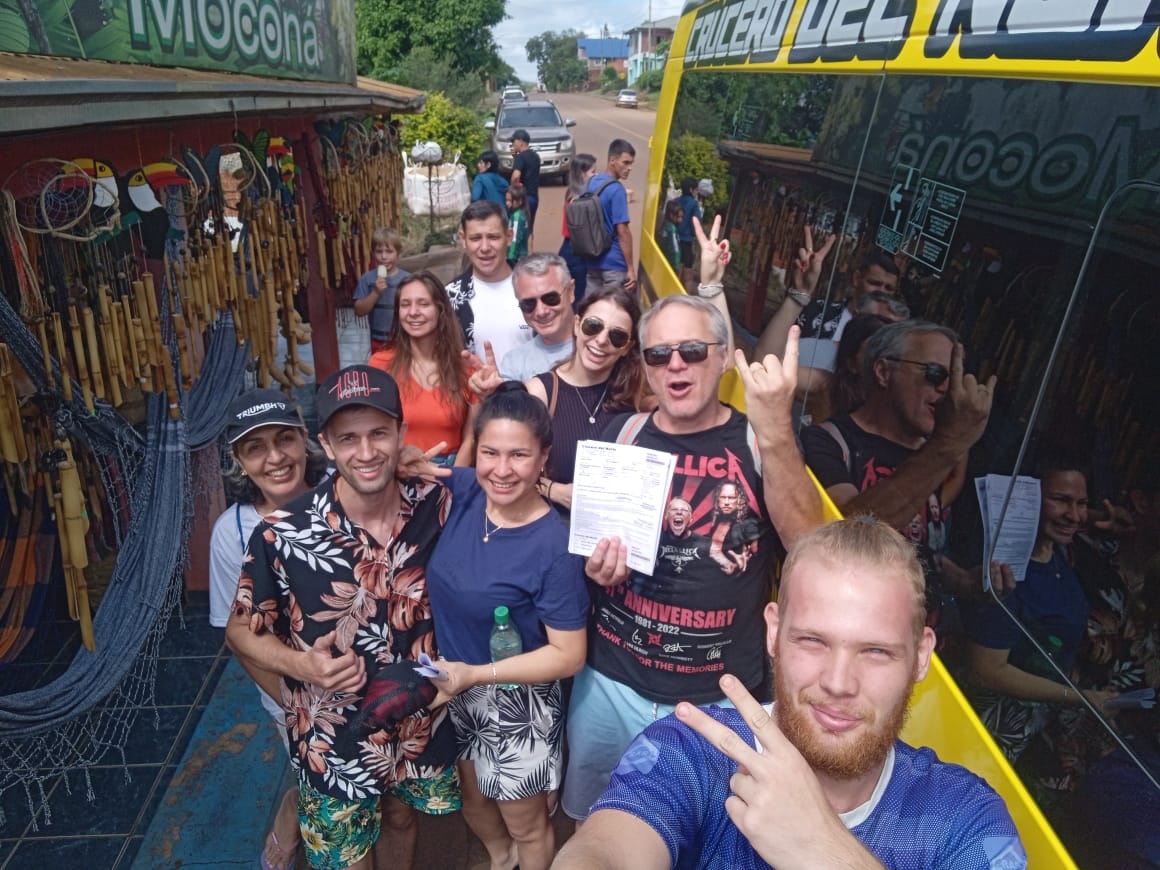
[553,517,1027,870]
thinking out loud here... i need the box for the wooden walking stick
[51,312,73,402]
[67,304,94,412]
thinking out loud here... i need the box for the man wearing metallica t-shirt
[562,292,825,821]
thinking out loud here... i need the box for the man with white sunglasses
[562,216,826,822]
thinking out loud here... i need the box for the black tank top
[535,372,619,483]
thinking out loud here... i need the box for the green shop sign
[1,0,356,83]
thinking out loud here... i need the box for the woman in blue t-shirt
[966,463,1119,762]
[426,382,588,870]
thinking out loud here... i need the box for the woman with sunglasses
[526,286,652,512]
[209,389,330,870]
[425,383,589,870]
[369,271,477,466]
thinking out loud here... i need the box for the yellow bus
[639,2,1160,866]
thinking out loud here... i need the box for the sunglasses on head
[643,341,723,367]
[580,316,631,349]
[517,291,564,314]
[885,357,950,386]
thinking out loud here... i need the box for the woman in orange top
[369,271,477,465]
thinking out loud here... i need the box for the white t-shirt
[209,502,284,723]
[470,275,531,363]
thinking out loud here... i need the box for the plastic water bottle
[488,606,522,690]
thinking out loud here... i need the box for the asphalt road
[528,92,658,257]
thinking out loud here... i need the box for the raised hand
[586,536,630,588]
[297,630,367,694]
[735,325,799,440]
[791,225,836,295]
[468,340,503,398]
[676,675,883,869]
[693,214,731,286]
[397,442,453,482]
[934,343,996,454]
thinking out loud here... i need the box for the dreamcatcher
[3,159,96,239]
[215,143,271,212]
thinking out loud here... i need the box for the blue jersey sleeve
[591,712,730,867]
[603,182,630,227]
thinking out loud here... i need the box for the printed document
[975,474,1040,588]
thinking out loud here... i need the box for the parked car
[616,89,639,109]
[484,99,576,181]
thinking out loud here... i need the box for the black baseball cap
[224,389,305,445]
[316,365,404,430]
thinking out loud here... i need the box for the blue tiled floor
[0,592,570,869]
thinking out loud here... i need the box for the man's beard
[773,661,912,781]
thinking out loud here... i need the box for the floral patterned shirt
[235,475,452,801]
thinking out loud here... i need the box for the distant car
[501,87,527,102]
[616,89,639,109]
[484,99,576,180]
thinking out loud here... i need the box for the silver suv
[485,99,576,180]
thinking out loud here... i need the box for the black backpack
[566,178,619,259]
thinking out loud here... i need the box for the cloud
[493,0,684,82]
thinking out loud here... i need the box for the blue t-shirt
[969,546,1089,673]
[677,193,702,242]
[353,267,410,340]
[426,468,588,664]
[593,706,1027,870]
[586,173,630,271]
[472,171,509,207]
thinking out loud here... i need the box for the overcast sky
[493,0,686,82]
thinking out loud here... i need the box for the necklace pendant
[588,415,596,424]
[483,533,490,543]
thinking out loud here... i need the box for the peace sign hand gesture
[791,225,837,296]
[676,675,884,869]
[466,340,503,398]
[693,214,731,286]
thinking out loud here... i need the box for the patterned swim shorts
[298,781,381,870]
[388,765,462,815]
[449,680,564,801]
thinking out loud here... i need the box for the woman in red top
[369,271,477,465]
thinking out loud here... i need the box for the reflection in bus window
[657,65,1160,859]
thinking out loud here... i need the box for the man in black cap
[226,365,458,870]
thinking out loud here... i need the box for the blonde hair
[780,516,927,641]
[371,227,402,252]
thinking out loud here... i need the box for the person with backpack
[558,217,826,822]
[558,153,598,308]
[576,140,637,293]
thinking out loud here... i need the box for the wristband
[697,282,724,299]
[787,289,812,307]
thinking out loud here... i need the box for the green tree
[392,46,487,109]
[600,65,620,92]
[663,133,730,213]
[526,30,589,92]
[357,0,508,82]
[400,92,488,174]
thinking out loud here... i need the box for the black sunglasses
[885,357,950,386]
[517,291,564,314]
[643,341,723,367]
[580,316,631,349]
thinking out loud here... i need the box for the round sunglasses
[642,341,724,367]
[580,316,631,349]
[885,357,950,386]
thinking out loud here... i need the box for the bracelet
[787,289,812,307]
[547,481,554,501]
[697,282,724,299]
[491,661,498,685]
[1062,687,1071,703]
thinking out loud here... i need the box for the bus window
[964,182,1160,867]
[679,63,1160,860]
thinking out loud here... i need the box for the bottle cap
[494,605,510,625]
[1047,635,1063,650]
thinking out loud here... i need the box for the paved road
[530,92,658,259]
